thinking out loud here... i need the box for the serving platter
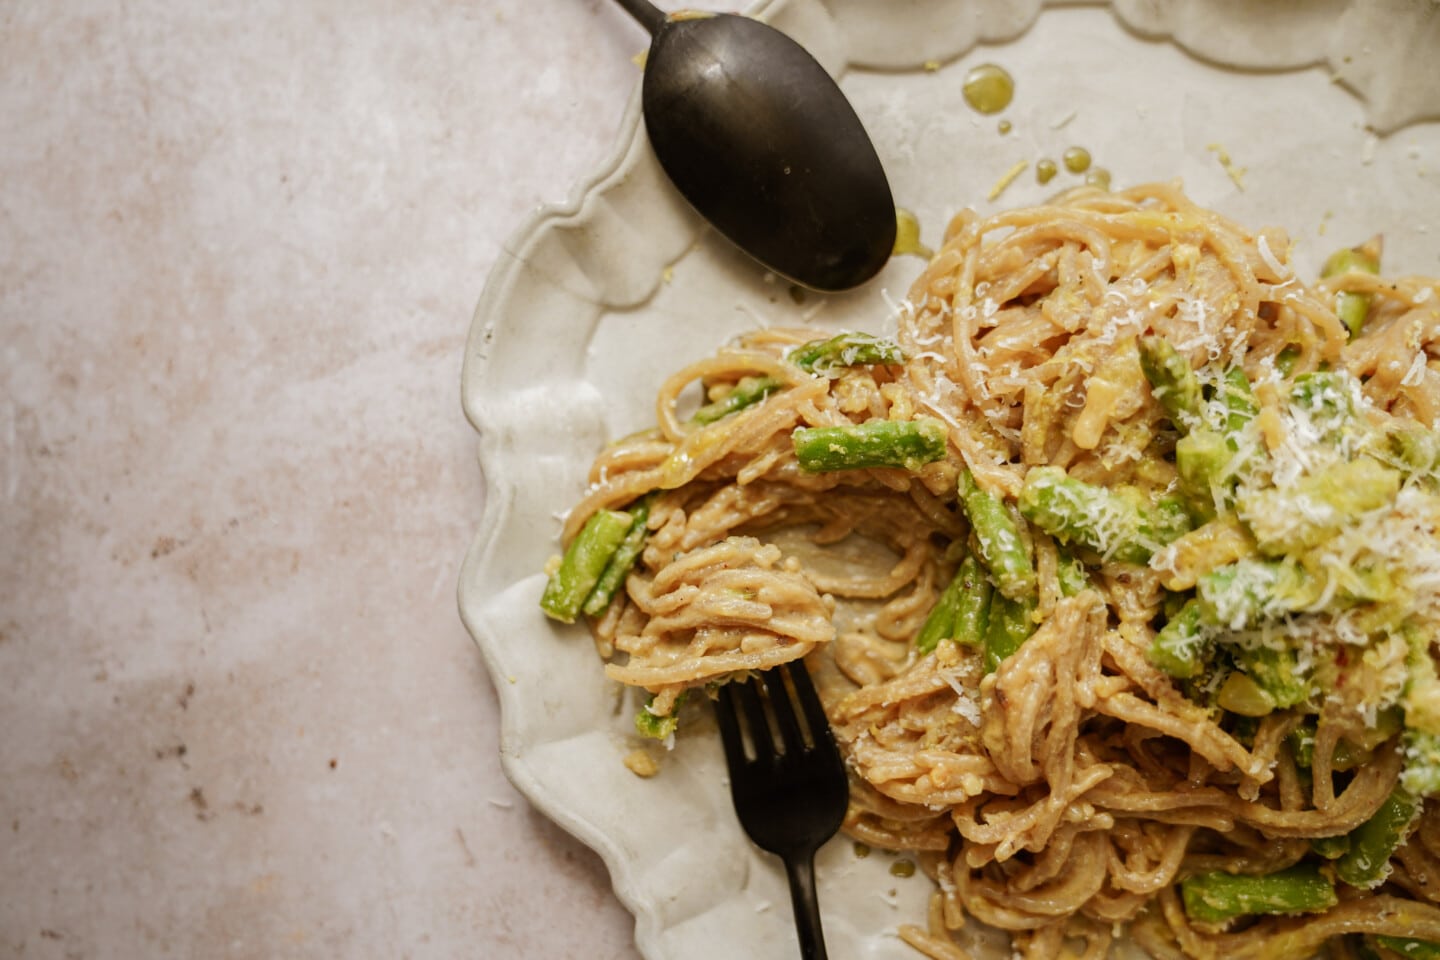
[460,2,1440,956]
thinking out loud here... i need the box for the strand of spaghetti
[1095,692,1267,779]
[587,434,670,482]
[803,536,930,599]
[1310,706,1345,812]
[1106,822,1195,896]
[652,350,800,442]
[562,465,667,543]
[985,249,1061,305]
[978,221,1114,285]
[1213,747,1400,837]
[954,831,1110,929]
[943,277,997,418]
[844,815,954,851]
[1237,712,1302,801]
[951,766,1114,853]
[1010,820,1083,892]
[604,640,819,686]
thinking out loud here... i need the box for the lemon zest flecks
[988,160,1029,202]
[1206,143,1248,191]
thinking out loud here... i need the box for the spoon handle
[611,0,667,36]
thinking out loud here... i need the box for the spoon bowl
[612,2,896,292]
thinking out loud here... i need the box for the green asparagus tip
[789,332,906,375]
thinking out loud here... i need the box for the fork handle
[783,852,828,960]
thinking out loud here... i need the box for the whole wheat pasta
[540,183,1440,957]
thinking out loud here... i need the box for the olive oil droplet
[1063,147,1092,174]
[1036,159,1058,185]
[962,64,1014,115]
[853,842,872,859]
[1085,168,1111,190]
[890,859,917,878]
[893,208,934,260]
[998,119,1013,135]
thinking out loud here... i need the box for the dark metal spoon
[610,0,896,292]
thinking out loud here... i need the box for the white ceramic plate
[460,2,1440,957]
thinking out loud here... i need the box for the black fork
[713,660,849,960]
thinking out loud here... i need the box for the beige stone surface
[0,0,733,956]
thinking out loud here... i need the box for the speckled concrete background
[0,1,747,956]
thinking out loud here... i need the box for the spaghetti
[542,182,1440,958]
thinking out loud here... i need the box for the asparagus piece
[916,565,962,654]
[635,692,685,740]
[1404,627,1440,753]
[1309,833,1351,860]
[1149,597,1207,679]
[692,376,781,426]
[1198,559,1277,629]
[1196,558,1315,630]
[581,495,655,617]
[1289,723,1318,769]
[952,554,994,648]
[1180,864,1338,925]
[1321,236,1382,340]
[983,592,1036,674]
[917,553,994,654]
[1018,467,1187,564]
[789,331,906,374]
[1401,730,1440,798]
[1018,466,1142,563]
[1335,786,1419,889]
[1291,371,1358,441]
[1139,335,1203,431]
[1375,937,1440,960]
[1239,458,1400,555]
[1390,427,1440,476]
[1220,366,1260,435]
[1055,545,1088,597]
[1142,495,1195,548]
[1162,589,1192,622]
[1176,427,1235,516]
[792,417,948,473]
[1179,652,1237,712]
[1229,715,1262,748]
[958,470,1036,601]
[540,509,636,624]
[1232,645,1310,710]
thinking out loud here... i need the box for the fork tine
[785,660,834,752]
[731,676,774,765]
[762,667,805,754]
[713,682,749,771]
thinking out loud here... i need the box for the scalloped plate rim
[459,1,1439,956]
